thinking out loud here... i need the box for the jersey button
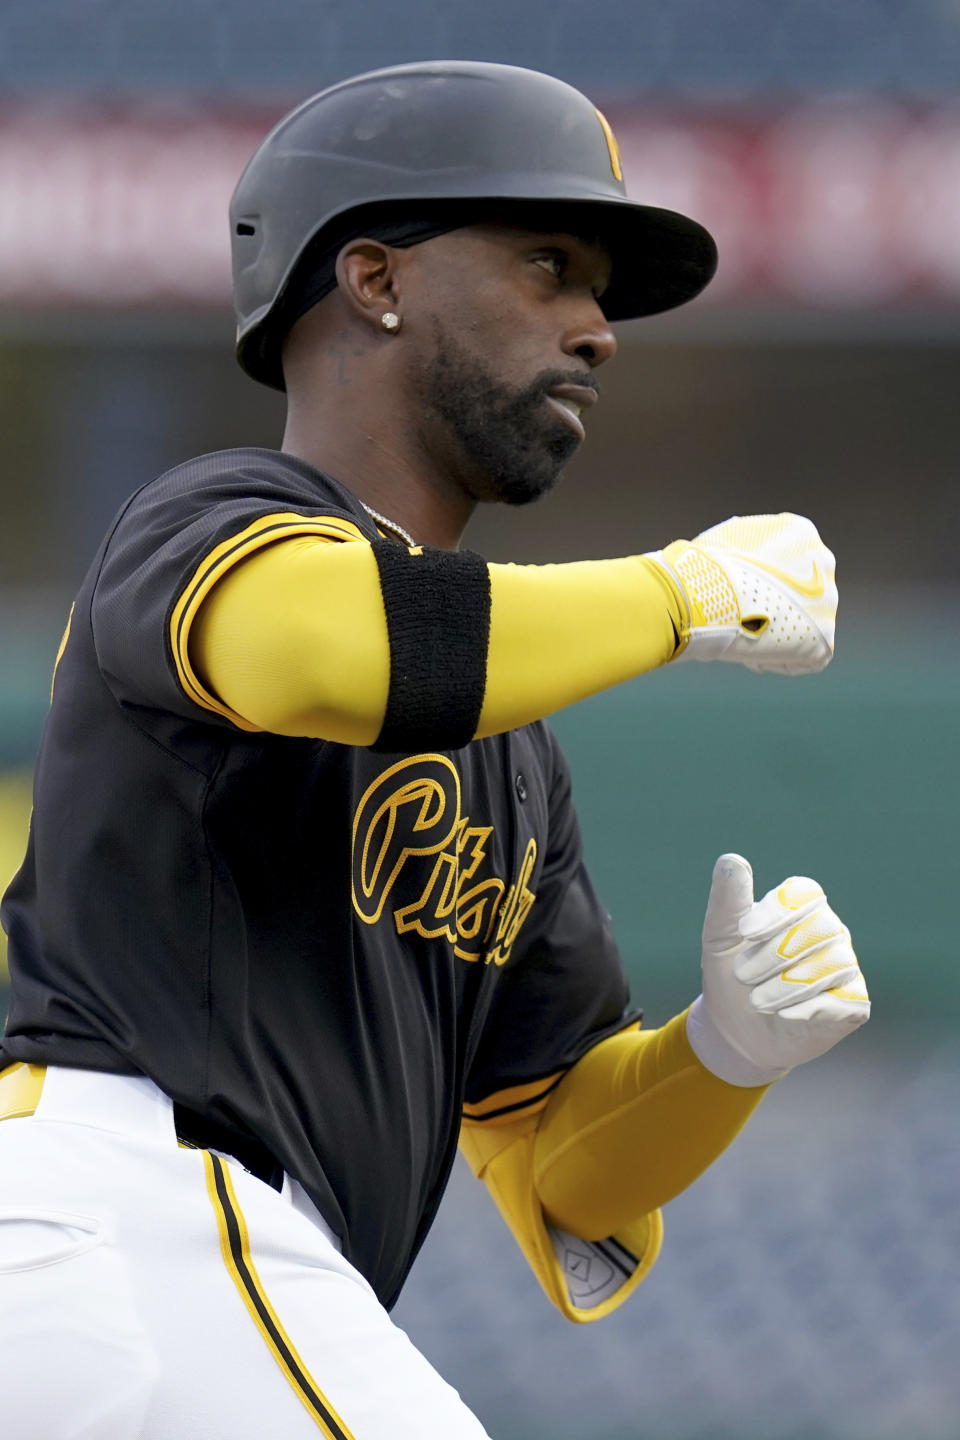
[515,772,527,802]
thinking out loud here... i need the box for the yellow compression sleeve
[478,554,680,737]
[191,537,390,743]
[533,1011,768,1241]
[190,535,683,744]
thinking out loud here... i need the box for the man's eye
[533,254,564,279]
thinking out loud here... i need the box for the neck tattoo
[361,503,417,549]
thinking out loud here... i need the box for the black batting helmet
[230,60,718,391]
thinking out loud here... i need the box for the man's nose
[562,303,618,367]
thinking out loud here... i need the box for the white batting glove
[646,513,837,674]
[686,853,870,1087]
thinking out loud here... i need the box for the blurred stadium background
[1,3,958,1436]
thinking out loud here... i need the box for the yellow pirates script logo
[351,754,537,966]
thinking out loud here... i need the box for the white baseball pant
[0,1064,491,1439]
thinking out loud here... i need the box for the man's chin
[489,459,570,507]
[495,428,579,505]
[456,411,580,505]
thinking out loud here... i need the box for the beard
[414,320,594,506]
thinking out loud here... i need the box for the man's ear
[335,240,402,331]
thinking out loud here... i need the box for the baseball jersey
[0,447,637,1308]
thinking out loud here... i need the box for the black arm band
[370,541,491,753]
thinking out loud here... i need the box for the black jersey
[0,448,636,1307]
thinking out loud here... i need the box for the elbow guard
[459,1114,662,1324]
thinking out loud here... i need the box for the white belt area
[0,1062,341,1252]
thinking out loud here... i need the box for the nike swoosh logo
[743,556,825,599]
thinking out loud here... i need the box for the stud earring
[381,311,401,333]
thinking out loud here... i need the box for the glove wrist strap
[686,996,789,1088]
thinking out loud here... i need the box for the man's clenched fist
[686,853,870,1087]
[647,513,837,674]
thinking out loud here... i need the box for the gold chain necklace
[361,503,417,548]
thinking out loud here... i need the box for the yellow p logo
[594,107,623,181]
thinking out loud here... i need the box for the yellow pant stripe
[0,1062,46,1120]
[203,1152,356,1440]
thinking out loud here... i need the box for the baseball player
[0,62,869,1439]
